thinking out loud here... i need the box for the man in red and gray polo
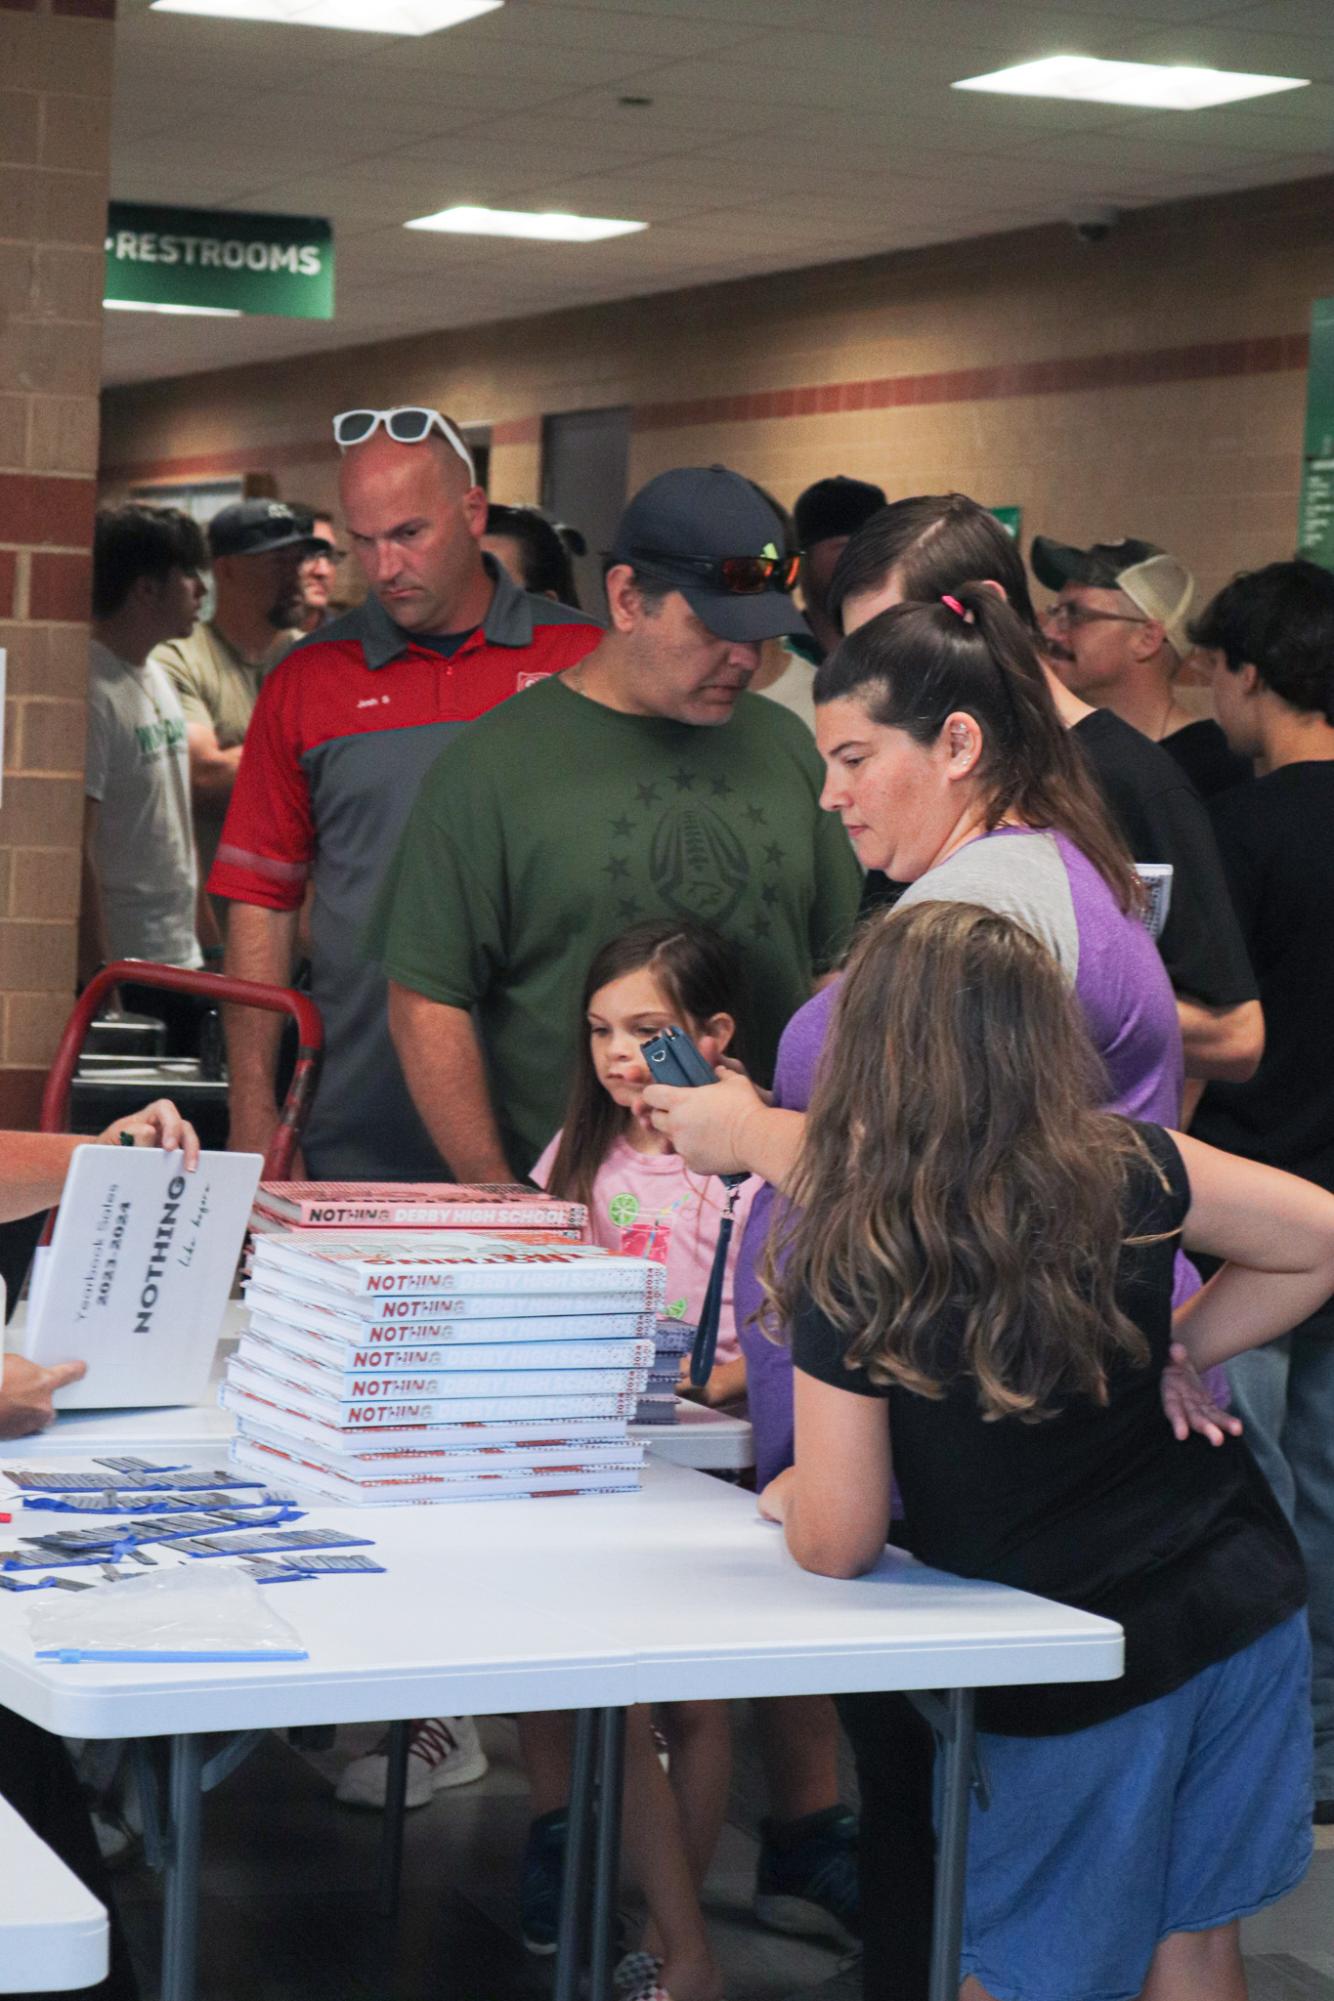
[209,407,601,1179]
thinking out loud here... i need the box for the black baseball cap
[208,500,332,561]
[609,466,810,644]
[794,475,887,550]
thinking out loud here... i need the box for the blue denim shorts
[956,1613,1314,2001]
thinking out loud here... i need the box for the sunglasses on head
[332,407,476,479]
[628,549,801,595]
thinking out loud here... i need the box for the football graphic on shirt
[649,803,750,925]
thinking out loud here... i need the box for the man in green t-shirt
[366,465,862,1181]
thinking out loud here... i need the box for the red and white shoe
[335,1716,488,1809]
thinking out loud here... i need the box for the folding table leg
[161,1732,205,2001]
[376,1719,412,1918]
[589,1706,626,1999]
[928,1688,977,2001]
[552,1707,599,2001]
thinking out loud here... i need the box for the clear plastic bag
[26,1563,307,1661]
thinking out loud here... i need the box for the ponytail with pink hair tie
[941,593,973,621]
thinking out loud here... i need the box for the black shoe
[519,1808,567,1956]
[754,1806,861,1950]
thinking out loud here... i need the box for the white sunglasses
[332,407,476,480]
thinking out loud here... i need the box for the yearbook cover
[256,1181,586,1233]
[251,1230,665,1304]
[22,1146,262,1408]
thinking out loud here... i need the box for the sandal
[612,1952,728,2001]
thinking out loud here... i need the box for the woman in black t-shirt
[758,900,1331,2001]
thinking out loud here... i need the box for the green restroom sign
[105,203,333,319]
[1299,297,1334,573]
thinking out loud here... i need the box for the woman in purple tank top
[644,584,1231,2001]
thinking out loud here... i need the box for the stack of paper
[634,1319,693,1425]
[224,1231,664,1504]
[250,1182,586,1239]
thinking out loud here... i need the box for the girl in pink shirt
[528,920,759,2001]
[533,921,760,1408]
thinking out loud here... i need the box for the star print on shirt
[617,899,640,923]
[751,914,772,939]
[744,803,768,828]
[709,776,733,799]
[610,815,635,839]
[760,882,780,906]
[763,842,785,868]
[636,781,662,807]
[604,856,630,881]
[671,769,698,792]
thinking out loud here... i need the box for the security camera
[1070,205,1119,245]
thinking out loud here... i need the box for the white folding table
[0,1449,1121,2001]
[0,1792,108,1992]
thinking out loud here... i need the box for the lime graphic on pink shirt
[666,1298,688,1319]
[608,1192,640,1227]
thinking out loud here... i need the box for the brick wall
[100,174,1334,607]
[1,0,114,1126]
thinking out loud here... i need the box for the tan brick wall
[101,175,1334,609]
[0,0,114,1126]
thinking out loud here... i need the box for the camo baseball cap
[1032,535,1196,659]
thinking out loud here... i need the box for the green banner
[1299,297,1334,572]
[989,505,1022,539]
[105,203,333,319]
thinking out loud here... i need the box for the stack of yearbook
[250,1181,586,1239]
[635,1319,694,1425]
[223,1230,663,1504]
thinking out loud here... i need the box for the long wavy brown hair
[763,901,1166,1422]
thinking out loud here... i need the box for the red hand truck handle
[40,962,324,1181]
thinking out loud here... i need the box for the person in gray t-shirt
[80,508,216,988]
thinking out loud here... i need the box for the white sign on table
[20,1147,261,1408]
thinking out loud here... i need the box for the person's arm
[386,985,512,1183]
[185,721,243,810]
[0,1101,201,1224]
[1176,995,1264,1082]
[206,660,315,1156]
[642,1069,807,1189]
[222,902,300,1159]
[759,1366,892,1578]
[77,797,109,993]
[1170,1128,1334,1369]
[194,846,223,960]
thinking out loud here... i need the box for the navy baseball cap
[610,466,810,644]
[208,501,331,561]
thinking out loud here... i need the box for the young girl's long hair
[545,920,750,1214]
[815,582,1141,913]
[764,901,1163,1422]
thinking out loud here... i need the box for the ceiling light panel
[150,0,501,36]
[952,56,1309,112]
[404,205,647,242]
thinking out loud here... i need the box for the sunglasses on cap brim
[332,407,476,480]
[623,549,802,596]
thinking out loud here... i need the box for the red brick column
[0,0,113,1125]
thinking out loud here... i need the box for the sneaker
[753,1806,861,1950]
[519,1807,567,1956]
[335,1717,488,1810]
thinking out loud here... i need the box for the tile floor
[112,1715,1333,2001]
